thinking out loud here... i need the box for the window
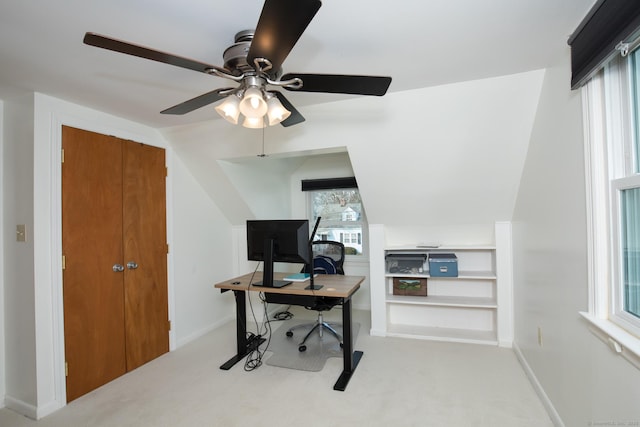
[583,48,640,366]
[306,186,365,256]
[613,179,640,328]
[609,48,640,329]
[606,50,640,334]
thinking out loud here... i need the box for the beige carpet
[0,307,553,427]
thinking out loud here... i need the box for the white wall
[163,70,546,313]
[164,69,545,233]
[0,99,4,405]
[346,70,544,229]
[2,60,608,422]
[511,57,640,425]
[2,94,37,414]
[161,123,266,225]
[0,93,237,419]
[219,156,306,219]
[170,153,235,347]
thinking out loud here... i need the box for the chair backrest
[310,240,345,275]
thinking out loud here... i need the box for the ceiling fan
[83,0,392,128]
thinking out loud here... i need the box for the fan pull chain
[258,117,267,158]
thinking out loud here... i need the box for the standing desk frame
[214,272,364,391]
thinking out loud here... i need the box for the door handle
[127,261,139,270]
[113,264,125,272]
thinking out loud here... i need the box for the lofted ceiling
[0,0,594,129]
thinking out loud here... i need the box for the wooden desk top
[214,272,364,299]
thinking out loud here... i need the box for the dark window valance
[568,0,640,89]
[301,177,358,191]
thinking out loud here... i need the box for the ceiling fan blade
[281,73,392,96]
[160,88,233,115]
[248,0,321,73]
[83,32,229,75]
[272,91,305,127]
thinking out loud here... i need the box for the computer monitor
[247,219,311,288]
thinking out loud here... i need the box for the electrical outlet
[537,327,543,347]
[16,224,26,242]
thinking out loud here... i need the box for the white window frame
[611,176,640,334]
[582,55,640,369]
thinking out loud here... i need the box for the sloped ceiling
[0,1,589,232]
[163,69,545,229]
[349,70,546,226]
[0,0,593,128]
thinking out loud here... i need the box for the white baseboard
[175,315,234,349]
[4,395,38,420]
[513,342,564,427]
[5,393,63,420]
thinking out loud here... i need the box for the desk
[214,272,365,391]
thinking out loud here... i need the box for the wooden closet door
[62,126,127,402]
[62,126,169,402]
[122,142,169,370]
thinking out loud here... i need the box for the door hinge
[61,148,65,164]
[168,320,172,331]
[165,166,168,177]
[166,243,170,254]
[65,362,68,377]
[62,255,66,270]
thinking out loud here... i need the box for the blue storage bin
[428,253,458,277]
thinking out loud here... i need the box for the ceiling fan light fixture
[214,94,241,124]
[85,0,392,129]
[242,116,267,129]
[239,87,268,119]
[266,96,291,126]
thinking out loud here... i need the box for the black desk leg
[334,297,363,391]
[220,290,264,370]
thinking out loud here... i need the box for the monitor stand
[253,280,292,288]
[304,269,323,290]
[254,238,292,288]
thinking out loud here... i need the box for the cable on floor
[272,306,294,321]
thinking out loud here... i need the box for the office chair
[286,240,346,352]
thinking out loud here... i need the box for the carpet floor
[0,307,553,427]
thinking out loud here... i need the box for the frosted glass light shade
[214,95,241,124]
[242,116,266,129]
[239,87,268,119]
[266,96,291,126]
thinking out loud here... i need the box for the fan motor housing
[222,30,281,79]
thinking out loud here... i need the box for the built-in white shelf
[386,294,497,309]
[385,245,497,251]
[372,222,513,347]
[384,271,497,280]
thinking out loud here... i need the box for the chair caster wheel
[299,345,307,352]
[286,331,293,337]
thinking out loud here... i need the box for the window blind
[568,0,640,89]
[301,177,358,191]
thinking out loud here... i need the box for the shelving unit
[370,222,513,347]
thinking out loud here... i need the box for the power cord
[243,262,273,371]
[272,306,294,321]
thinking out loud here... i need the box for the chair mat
[265,320,360,372]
